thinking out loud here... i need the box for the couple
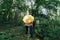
[23,11,35,37]
[25,22,34,38]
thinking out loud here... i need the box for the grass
[0,26,39,40]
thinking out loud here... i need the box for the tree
[34,0,60,40]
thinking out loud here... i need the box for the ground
[0,26,39,40]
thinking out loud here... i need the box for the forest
[0,0,60,40]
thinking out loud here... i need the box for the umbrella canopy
[23,15,34,24]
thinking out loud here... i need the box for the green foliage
[34,1,60,40]
[0,0,60,40]
[35,15,60,40]
[0,26,27,40]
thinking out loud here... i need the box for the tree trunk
[14,7,19,26]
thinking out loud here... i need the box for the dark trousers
[25,26,28,34]
[25,25,33,37]
[30,25,33,37]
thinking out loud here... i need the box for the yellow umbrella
[23,15,34,24]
